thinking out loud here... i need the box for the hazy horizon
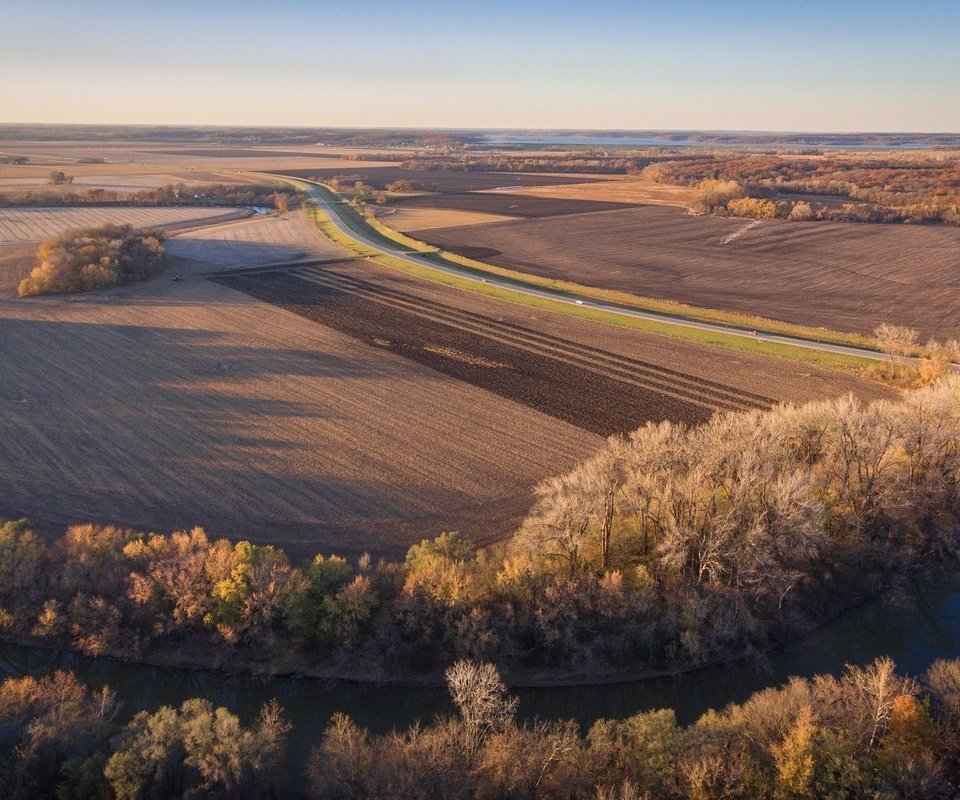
[3,0,959,131]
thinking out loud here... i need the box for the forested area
[643,153,960,224]
[2,378,959,680]
[5,657,960,798]
[17,225,165,296]
[0,183,297,211]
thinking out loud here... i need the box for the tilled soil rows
[216,266,771,435]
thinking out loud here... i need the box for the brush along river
[3,564,960,774]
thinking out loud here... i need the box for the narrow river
[4,565,960,774]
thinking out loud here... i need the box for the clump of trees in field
[48,170,73,185]
[10,656,960,797]
[17,225,165,297]
[3,378,960,681]
[0,183,297,211]
[0,671,288,799]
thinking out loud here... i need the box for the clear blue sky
[2,0,958,131]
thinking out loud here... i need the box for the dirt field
[0,269,602,561]
[278,167,602,192]
[166,211,346,268]
[375,206,516,231]
[0,206,250,243]
[483,178,697,207]
[385,191,641,219]
[413,205,960,340]
[216,265,773,436]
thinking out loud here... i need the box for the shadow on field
[164,238,321,270]
[0,316,531,562]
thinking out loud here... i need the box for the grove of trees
[6,656,960,798]
[17,224,165,296]
[0,183,297,211]
[645,152,960,225]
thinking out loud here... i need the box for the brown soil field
[0,206,250,243]
[0,267,599,561]
[484,178,697,207]
[413,205,960,340]
[277,168,602,192]
[166,211,346,268]
[0,243,37,297]
[216,265,773,436]
[386,191,641,218]
[375,206,516,231]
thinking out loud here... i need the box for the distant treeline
[2,378,960,681]
[17,225,165,297]
[644,153,960,224]
[0,183,297,211]
[354,151,674,174]
[0,124,480,147]
[6,656,960,798]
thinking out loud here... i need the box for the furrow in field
[292,267,771,413]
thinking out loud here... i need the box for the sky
[1,0,958,132]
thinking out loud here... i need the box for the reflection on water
[3,566,960,772]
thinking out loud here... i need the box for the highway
[301,182,899,365]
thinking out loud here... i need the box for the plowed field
[414,205,960,340]
[0,206,249,243]
[217,265,772,435]
[167,211,346,268]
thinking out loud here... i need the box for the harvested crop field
[0,273,599,561]
[166,210,346,268]
[485,178,697,207]
[154,149,343,159]
[0,206,249,243]
[375,206,516,231]
[277,167,601,192]
[413,205,960,340]
[385,191,640,219]
[216,265,773,435]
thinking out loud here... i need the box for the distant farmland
[0,206,249,243]
[409,205,960,340]
[277,167,601,192]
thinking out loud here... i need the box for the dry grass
[0,207,249,243]
[482,177,697,207]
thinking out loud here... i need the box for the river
[3,565,959,774]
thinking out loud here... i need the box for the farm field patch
[277,167,602,192]
[482,177,698,207]
[167,210,347,268]
[0,206,249,243]
[0,271,598,561]
[385,191,640,219]
[374,206,516,231]
[216,265,773,435]
[414,205,960,340]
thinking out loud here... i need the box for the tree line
[0,183,297,212]
[2,378,960,681]
[5,656,960,798]
[644,152,960,225]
